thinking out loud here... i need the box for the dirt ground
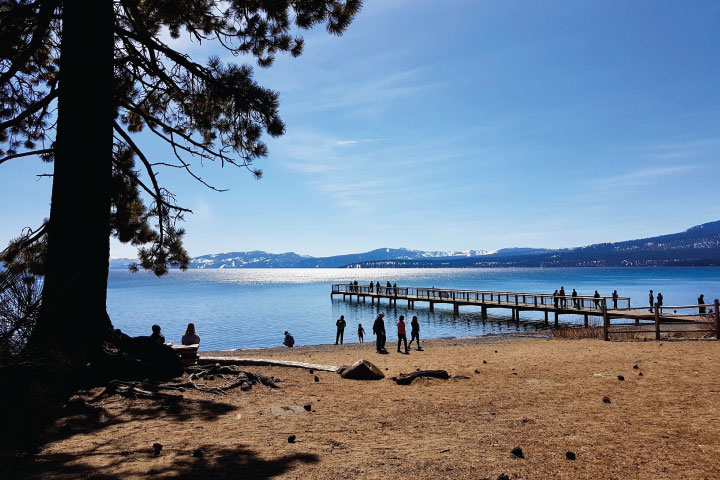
[7,335,720,479]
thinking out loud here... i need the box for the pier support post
[481,305,487,320]
[554,311,559,327]
[603,305,609,341]
[453,304,459,315]
[544,311,548,326]
[654,303,660,340]
[584,314,588,328]
[371,297,374,305]
[515,309,520,322]
[429,302,434,311]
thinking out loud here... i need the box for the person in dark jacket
[408,315,422,350]
[571,289,579,309]
[150,324,165,344]
[612,290,619,309]
[553,290,559,309]
[699,294,706,314]
[593,290,601,309]
[396,315,408,353]
[649,290,654,312]
[358,323,365,343]
[373,313,386,353]
[335,315,346,345]
[656,292,663,313]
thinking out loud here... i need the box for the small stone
[309,369,314,374]
[497,473,510,480]
[152,443,163,455]
[483,360,487,364]
[288,435,296,443]
[512,372,517,376]
[314,375,319,382]
[474,369,480,374]
[633,365,639,369]
[638,372,643,376]
[494,350,498,353]
[192,448,203,458]
[303,404,312,411]
[617,375,625,381]
[511,446,524,458]
[602,396,611,404]
[385,368,389,371]
[565,451,576,460]
[240,383,251,391]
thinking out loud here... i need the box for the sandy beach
[11,335,720,479]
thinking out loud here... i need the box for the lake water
[107,267,720,351]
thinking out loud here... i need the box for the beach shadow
[6,442,318,480]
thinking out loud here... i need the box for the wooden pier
[331,284,720,340]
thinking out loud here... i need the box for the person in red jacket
[396,315,409,354]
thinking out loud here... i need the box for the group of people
[371,313,421,354]
[551,287,621,310]
[346,280,399,295]
[149,323,200,345]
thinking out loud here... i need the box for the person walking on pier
[571,289,579,309]
[396,315,409,354]
[369,281,374,292]
[593,290,601,309]
[657,292,663,313]
[376,281,380,293]
[386,281,392,295]
[353,280,358,292]
[553,290,559,309]
[373,313,387,353]
[393,282,398,297]
[612,290,619,310]
[699,294,706,314]
[559,287,567,308]
[335,315,347,345]
[649,290,654,312]
[408,315,422,350]
[358,323,365,343]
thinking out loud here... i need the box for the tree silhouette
[0,0,361,361]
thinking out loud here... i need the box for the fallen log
[395,370,450,385]
[198,356,339,372]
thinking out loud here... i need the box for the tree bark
[31,0,115,361]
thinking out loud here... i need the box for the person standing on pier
[699,294,706,314]
[612,290,619,309]
[559,287,567,308]
[393,282,398,297]
[553,290,559,309]
[376,281,380,293]
[369,281,374,292]
[649,290,654,312]
[358,323,365,343]
[408,315,422,350]
[335,315,347,345]
[593,290,601,309]
[396,315,409,353]
[657,292,663,313]
[571,289,579,309]
[373,313,386,353]
[353,280,359,292]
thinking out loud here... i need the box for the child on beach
[397,315,409,354]
[358,323,365,343]
[408,315,421,350]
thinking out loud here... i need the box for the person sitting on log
[182,323,201,345]
[150,324,165,344]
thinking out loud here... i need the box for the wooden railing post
[715,299,719,340]
[603,304,609,341]
[654,302,660,340]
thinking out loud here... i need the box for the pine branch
[0,148,53,167]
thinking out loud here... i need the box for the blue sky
[2,0,720,258]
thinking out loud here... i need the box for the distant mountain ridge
[108,221,720,269]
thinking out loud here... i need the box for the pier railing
[604,300,720,340]
[331,283,632,310]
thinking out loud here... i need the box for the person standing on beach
[657,292,663,313]
[408,315,422,350]
[358,323,365,343]
[373,313,386,353]
[699,294,706,314]
[612,290,619,309]
[559,287,566,308]
[335,315,347,345]
[396,315,409,353]
[649,290,654,312]
[593,290,601,309]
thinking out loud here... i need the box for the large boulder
[338,359,384,380]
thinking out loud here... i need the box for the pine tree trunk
[31,0,115,361]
